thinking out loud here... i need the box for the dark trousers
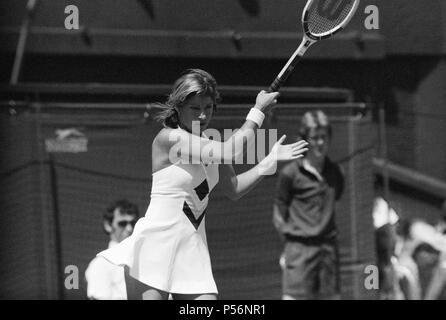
[282,239,340,299]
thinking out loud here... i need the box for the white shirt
[85,241,127,300]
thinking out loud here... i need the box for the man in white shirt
[85,199,139,300]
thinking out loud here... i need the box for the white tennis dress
[99,158,220,294]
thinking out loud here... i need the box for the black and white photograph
[0,0,445,305]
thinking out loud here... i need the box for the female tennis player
[99,69,308,300]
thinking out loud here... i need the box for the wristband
[246,107,265,127]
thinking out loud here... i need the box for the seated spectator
[373,196,446,300]
[85,199,139,300]
[412,243,442,299]
[373,197,415,299]
[424,252,446,300]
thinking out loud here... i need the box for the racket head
[302,0,360,40]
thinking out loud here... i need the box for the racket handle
[268,78,285,93]
[267,36,313,93]
[267,53,304,92]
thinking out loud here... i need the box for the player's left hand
[270,135,308,161]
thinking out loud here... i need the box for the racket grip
[268,78,285,93]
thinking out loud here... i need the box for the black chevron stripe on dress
[182,201,206,230]
[195,178,209,201]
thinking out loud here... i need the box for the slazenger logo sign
[45,128,88,153]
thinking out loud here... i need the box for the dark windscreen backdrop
[0,102,376,299]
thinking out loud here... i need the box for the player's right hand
[254,90,280,113]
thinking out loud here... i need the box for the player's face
[109,209,137,243]
[178,94,214,134]
[307,127,330,159]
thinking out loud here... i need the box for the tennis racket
[268,0,360,92]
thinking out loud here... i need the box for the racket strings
[307,0,355,36]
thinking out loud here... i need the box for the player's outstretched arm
[217,135,308,200]
[156,91,280,165]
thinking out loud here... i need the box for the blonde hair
[152,69,220,128]
[298,110,332,140]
